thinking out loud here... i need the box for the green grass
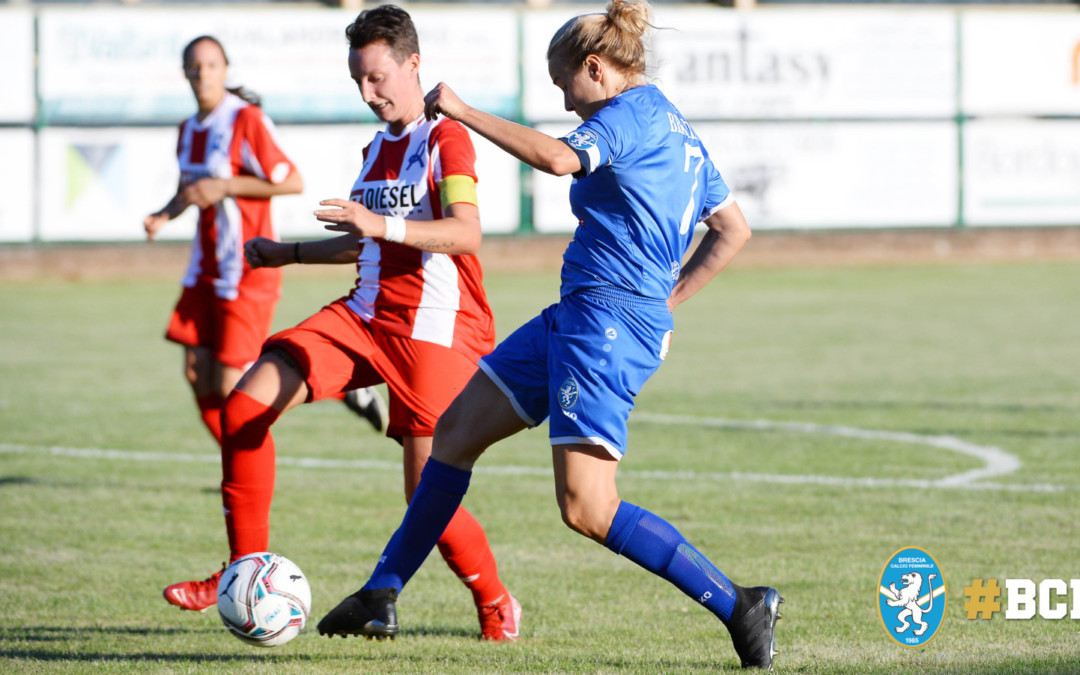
[1,260,1079,673]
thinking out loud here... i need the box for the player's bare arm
[245,234,359,269]
[183,170,304,210]
[317,197,481,255]
[667,201,751,312]
[143,180,191,241]
[424,82,581,177]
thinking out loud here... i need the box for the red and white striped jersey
[345,115,494,362]
[176,92,295,300]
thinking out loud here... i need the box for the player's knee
[221,391,249,439]
[221,390,278,446]
[183,347,215,392]
[557,494,608,541]
[182,363,200,388]
[431,406,483,466]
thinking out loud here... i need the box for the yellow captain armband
[439,174,478,210]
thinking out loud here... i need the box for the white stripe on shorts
[550,435,623,461]
[478,360,537,427]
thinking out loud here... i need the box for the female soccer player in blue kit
[319,0,782,667]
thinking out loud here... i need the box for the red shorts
[165,278,279,370]
[263,299,478,438]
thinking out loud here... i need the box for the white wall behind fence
[2,5,1079,243]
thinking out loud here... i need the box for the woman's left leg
[554,442,782,668]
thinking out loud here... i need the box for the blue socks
[605,501,737,622]
[363,459,471,593]
[362,463,738,626]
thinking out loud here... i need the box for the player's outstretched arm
[245,234,360,269]
[667,202,751,312]
[424,82,580,177]
[317,198,481,255]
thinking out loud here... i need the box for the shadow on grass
[400,625,479,640]
[0,476,40,487]
[0,626,214,643]
[0,648,288,663]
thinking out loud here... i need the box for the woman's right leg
[163,349,309,612]
[318,370,527,638]
[372,369,526,586]
[220,349,309,561]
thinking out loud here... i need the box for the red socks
[221,390,280,562]
[195,394,224,443]
[437,507,508,607]
[218,389,506,607]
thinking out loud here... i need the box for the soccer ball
[217,552,311,647]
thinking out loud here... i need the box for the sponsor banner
[0,130,35,243]
[533,122,957,232]
[38,127,198,242]
[37,124,519,244]
[0,9,35,124]
[962,12,1080,116]
[524,8,956,122]
[38,8,518,125]
[964,120,1080,227]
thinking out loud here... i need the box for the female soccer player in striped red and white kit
[162,6,521,641]
[144,36,302,476]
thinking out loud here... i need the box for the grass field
[1,259,1078,673]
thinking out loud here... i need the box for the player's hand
[143,213,169,242]
[182,178,229,209]
[424,82,469,122]
[244,236,287,269]
[315,199,385,238]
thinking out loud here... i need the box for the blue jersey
[558,85,732,301]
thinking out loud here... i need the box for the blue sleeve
[559,101,633,178]
[698,156,733,222]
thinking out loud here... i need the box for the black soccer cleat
[726,586,784,670]
[343,387,388,433]
[317,588,400,640]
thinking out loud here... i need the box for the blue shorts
[478,286,673,459]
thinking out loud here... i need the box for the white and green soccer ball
[217,552,311,647]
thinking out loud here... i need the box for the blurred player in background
[320,0,782,667]
[161,6,521,642]
[144,35,303,455]
[145,36,386,449]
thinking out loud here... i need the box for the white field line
[0,416,1069,493]
[633,413,1025,488]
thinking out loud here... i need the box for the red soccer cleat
[163,566,225,612]
[477,593,522,642]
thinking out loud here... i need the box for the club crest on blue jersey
[878,547,947,648]
[566,129,599,151]
[558,377,579,409]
